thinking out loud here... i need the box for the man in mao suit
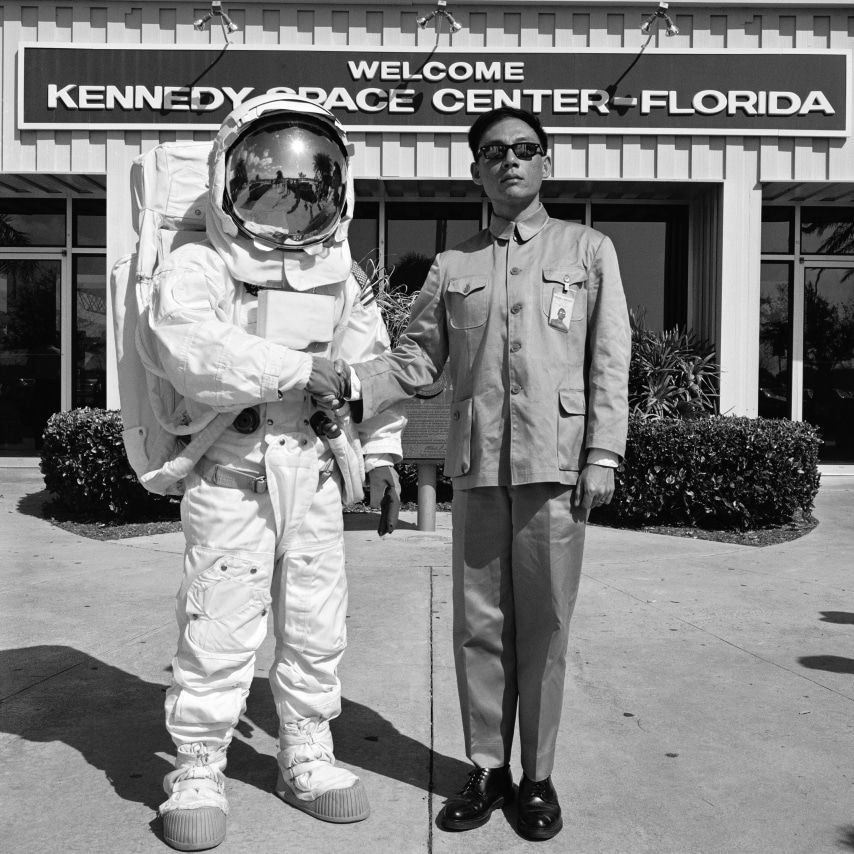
[314,107,630,840]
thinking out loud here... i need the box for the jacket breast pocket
[447,276,489,330]
[541,267,587,322]
[558,389,587,471]
[444,398,473,478]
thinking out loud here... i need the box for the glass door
[802,266,854,463]
[0,258,62,452]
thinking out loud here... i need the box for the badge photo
[548,289,575,332]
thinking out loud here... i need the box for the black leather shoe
[517,774,563,841]
[441,765,514,831]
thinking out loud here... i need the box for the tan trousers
[451,483,586,781]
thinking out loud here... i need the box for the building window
[385,201,482,293]
[761,207,793,254]
[0,196,106,454]
[73,199,107,248]
[801,207,854,255]
[758,261,792,419]
[802,266,854,462]
[0,199,66,247]
[73,255,107,410]
[0,259,62,451]
[761,202,854,464]
[592,204,688,331]
[349,202,379,273]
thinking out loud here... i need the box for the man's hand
[306,356,346,408]
[571,464,615,512]
[369,466,401,536]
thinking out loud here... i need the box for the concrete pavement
[0,463,852,854]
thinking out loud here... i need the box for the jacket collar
[488,204,549,243]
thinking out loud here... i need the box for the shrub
[395,462,453,504]
[40,407,176,518]
[595,415,821,530]
[629,310,719,420]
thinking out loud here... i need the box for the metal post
[416,463,437,532]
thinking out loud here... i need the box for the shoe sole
[162,807,227,851]
[441,795,509,832]
[518,815,564,841]
[275,770,370,823]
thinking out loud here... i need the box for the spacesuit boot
[275,718,370,823]
[160,743,229,851]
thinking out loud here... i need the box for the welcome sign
[18,44,851,136]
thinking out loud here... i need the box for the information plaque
[401,375,451,463]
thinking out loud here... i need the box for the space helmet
[217,95,349,251]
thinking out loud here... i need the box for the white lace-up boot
[160,743,229,851]
[275,718,369,823]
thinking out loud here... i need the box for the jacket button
[511,304,522,314]
[453,411,460,420]
[510,385,521,394]
[463,283,470,293]
[510,267,521,275]
[510,342,521,352]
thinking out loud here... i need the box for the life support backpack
[110,141,237,496]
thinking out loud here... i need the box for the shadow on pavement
[343,511,417,532]
[0,647,467,809]
[819,611,854,624]
[15,488,52,520]
[797,654,854,674]
[838,825,854,851]
[239,675,469,799]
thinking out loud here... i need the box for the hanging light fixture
[417,1,464,34]
[194,2,240,43]
[640,2,679,37]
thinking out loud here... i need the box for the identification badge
[548,289,575,332]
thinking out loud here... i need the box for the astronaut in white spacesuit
[147,94,403,851]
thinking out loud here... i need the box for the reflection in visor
[224,116,348,249]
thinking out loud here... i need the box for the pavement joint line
[583,572,854,703]
[428,563,436,854]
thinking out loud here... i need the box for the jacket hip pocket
[444,398,473,478]
[558,389,587,471]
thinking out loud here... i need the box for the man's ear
[542,154,553,180]
[470,161,483,186]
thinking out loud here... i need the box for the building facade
[1,0,853,470]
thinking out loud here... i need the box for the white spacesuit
[148,94,403,851]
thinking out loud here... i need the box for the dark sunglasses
[477,142,545,162]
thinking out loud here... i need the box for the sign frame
[17,43,853,138]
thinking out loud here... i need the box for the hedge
[40,409,820,530]
[595,415,821,530]
[40,408,176,518]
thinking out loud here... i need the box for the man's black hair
[467,108,549,159]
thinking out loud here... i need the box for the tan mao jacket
[355,205,631,489]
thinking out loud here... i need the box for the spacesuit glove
[332,359,352,399]
[306,356,346,409]
[369,465,401,536]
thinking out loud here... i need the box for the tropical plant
[359,259,420,349]
[628,310,719,420]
